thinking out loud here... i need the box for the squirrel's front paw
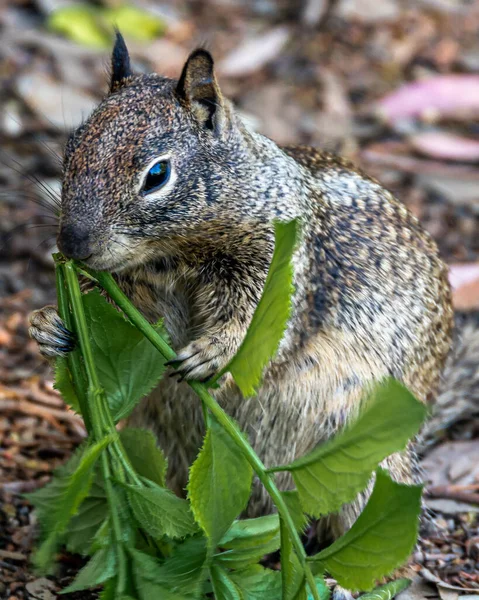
[168,336,232,382]
[29,306,75,358]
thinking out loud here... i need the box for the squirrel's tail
[422,312,479,447]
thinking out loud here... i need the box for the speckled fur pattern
[30,44,455,539]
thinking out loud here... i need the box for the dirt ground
[0,0,478,598]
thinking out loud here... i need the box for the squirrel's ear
[176,49,224,134]
[110,31,132,93]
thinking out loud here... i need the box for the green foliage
[125,482,198,539]
[208,564,287,600]
[280,516,308,600]
[282,490,309,533]
[210,564,245,600]
[188,416,253,549]
[65,476,107,555]
[48,3,166,48]
[310,470,422,591]
[270,379,427,517]
[27,436,112,571]
[217,515,281,569]
[120,428,168,487]
[54,356,80,412]
[309,578,330,600]
[151,535,208,596]
[130,549,195,600]
[82,290,167,422]
[229,566,283,599]
[61,545,117,593]
[32,234,425,599]
[226,220,297,396]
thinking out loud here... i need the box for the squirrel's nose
[57,223,92,261]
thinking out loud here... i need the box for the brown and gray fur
[30,34,458,541]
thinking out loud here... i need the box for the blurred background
[0,0,478,598]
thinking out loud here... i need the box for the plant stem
[62,261,128,595]
[89,268,320,600]
[63,264,102,390]
[55,260,92,432]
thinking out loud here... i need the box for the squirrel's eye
[142,160,171,194]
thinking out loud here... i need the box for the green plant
[28,221,424,599]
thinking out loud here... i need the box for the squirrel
[30,33,468,545]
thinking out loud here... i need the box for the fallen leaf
[377,75,479,123]
[397,575,438,599]
[241,83,302,144]
[48,4,110,48]
[422,441,479,487]
[336,0,400,22]
[417,173,479,207]
[451,277,479,311]
[437,588,458,600]
[420,569,479,593]
[25,578,57,600]
[449,264,479,290]
[104,5,167,41]
[17,73,98,131]
[219,27,290,77]
[410,131,479,163]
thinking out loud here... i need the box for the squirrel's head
[58,33,259,272]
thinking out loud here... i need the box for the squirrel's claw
[29,306,75,358]
[170,338,225,381]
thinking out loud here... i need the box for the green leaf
[66,493,108,555]
[271,379,427,516]
[157,535,208,596]
[216,493,306,569]
[210,565,243,600]
[282,490,309,533]
[229,565,283,599]
[120,428,167,487]
[131,536,208,597]
[98,579,116,600]
[82,290,167,422]
[27,444,86,533]
[54,357,80,413]
[226,220,297,397]
[111,484,137,546]
[48,5,110,48]
[28,437,112,571]
[104,6,167,41]
[280,516,307,600]
[358,579,411,600]
[188,416,253,549]
[220,514,279,547]
[65,468,108,555]
[60,545,117,593]
[125,482,197,540]
[311,470,422,591]
[90,516,113,552]
[130,548,200,600]
[217,515,280,569]
[309,577,330,600]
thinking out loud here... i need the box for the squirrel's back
[278,144,453,406]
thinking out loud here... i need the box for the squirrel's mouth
[82,249,146,274]
[82,255,128,273]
